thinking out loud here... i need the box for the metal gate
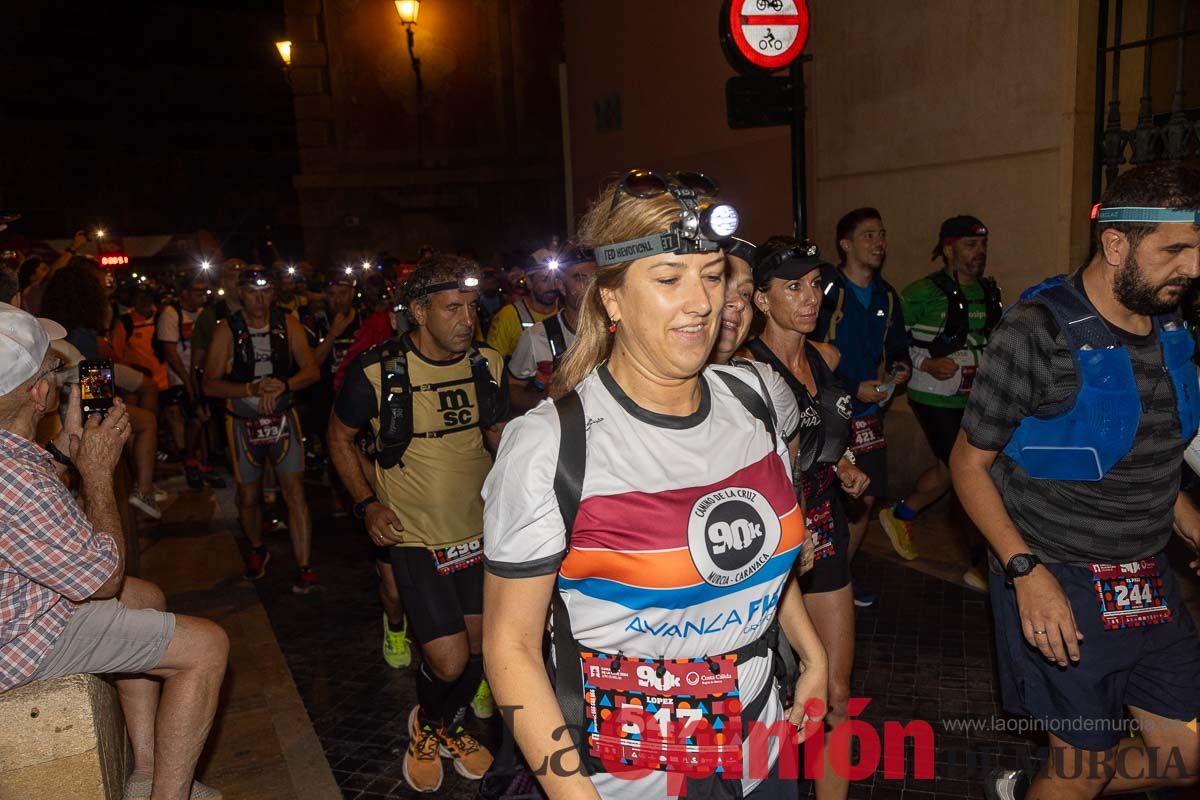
[1093,0,1200,199]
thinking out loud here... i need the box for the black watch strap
[44,441,74,468]
[353,495,379,520]
[1004,552,1042,580]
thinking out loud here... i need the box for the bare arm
[483,572,601,800]
[284,315,319,393]
[75,401,134,599]
[949,431,1082,665]
[776,574,827,726]
[328,413,406,545]
[484,422,506,453]
[162,341,192,395]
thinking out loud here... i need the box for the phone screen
[80,360,115,417]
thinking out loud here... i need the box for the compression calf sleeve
[416,663,457,728]
[443,655,484,726]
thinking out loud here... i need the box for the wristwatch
[1004,552,1042,581]
[353,495,380,520]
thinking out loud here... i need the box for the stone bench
[0,673,127,799]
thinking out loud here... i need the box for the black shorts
[910,401,964,465]
[388,546,484,645]
[799,466,851,594]
[989,553,1200,751]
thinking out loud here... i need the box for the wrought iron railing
[1093,0,1200,199]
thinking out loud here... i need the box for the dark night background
[0,0,301,257]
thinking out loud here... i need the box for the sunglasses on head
[609,170,720,212]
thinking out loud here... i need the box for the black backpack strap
[552,390,586,540]
[729,356,778,431]
[1035,282,1118,351]
[550,389,588,761]
[981,276,1003,335]
[544,314,568,360]
[713,368,777,445]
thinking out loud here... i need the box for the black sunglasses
[609,170,720,212]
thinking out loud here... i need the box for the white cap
[0,303,67,395]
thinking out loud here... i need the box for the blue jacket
[813,266,911,417]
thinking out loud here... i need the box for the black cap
[725,237,757,265]
[238,268,275,288]
[753,240,822,286]
[932,215,988,259]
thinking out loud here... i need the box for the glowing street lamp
[94,227,106,240]
[275,40,293,66]
[394,0,419,25]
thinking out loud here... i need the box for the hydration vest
[745,338,852,473]
[514,299,535,330]
[375,335,505,469]
[917,270,1003,358]
[227,308,293,383]
[542,313,570,368]
[818,263,895,345]
[1002,275,1200,481]
[549,368,783,793]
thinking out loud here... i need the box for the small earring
[608,320,618,334]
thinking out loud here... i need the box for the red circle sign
[728,0,810,71]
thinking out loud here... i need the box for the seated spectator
[41,262,163,519]
[0,303,228,800]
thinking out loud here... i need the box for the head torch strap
[409,277,478,299]
[1094,206,1200,224]
[594,230,723,267]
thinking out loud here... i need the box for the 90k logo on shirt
[688,487,781,587]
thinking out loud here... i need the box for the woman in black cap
[744,236,867,800]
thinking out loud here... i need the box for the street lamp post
[394,1,423,162]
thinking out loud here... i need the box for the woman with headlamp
[744,237,867,800]
[482,171,827,799]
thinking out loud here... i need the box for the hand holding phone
[79,359,115,419]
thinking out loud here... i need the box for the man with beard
[507,247,593,414]
[484,251,561,359]
[879,216,1000,589]
[951,162,1200,800]
[814,208,911,608]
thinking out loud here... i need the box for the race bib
[1089,559,1172,631]
[799,463,835,502]
[804,499,837,561]
[956,364,978,395]
[849,415,885,455]
[431,537,483,576]
[247,414,288,446]
[581,651,743,778]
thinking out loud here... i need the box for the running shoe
[382,614,412,669]
[123,775,222,799]
[244,546,270,580]
[292,567,318,594]
[962,565,988,593]
[438,719,494,780]
[983,768,1029,800]
[851,579,879,608]
[471,678,495,719]
[128,491,162,520]
[404,706,444,793]
[151,484,169,503]
[184,463,203,490]
[878,505,920,560]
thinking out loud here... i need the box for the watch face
[1009,554,1033,575]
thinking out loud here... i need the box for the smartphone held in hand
[79,359,115,418]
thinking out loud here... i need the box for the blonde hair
[549,177,715,398]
